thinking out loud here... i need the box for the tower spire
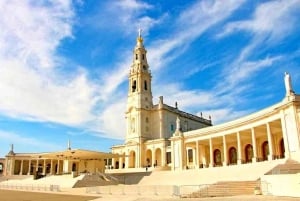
[136,28,144,47]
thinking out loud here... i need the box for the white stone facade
[111,34,300,171]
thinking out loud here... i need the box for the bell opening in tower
[132,80,137,92]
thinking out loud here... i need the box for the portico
[172,96,299,170]
[4,148,119,176]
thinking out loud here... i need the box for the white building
[111,33,300,171]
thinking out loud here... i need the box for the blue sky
[0,0,299,157]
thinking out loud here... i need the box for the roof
[7,149,119,160]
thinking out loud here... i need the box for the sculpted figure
[284,72,294,95]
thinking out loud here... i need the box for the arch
[229,147,237,164]
[280,138,285,158]
[155,148,162,167]
[245,144,253,163]
[213,149,222,166]
[262,141,269,161]
[71,163,76,172]
[146,149,152,167]
[129,151,136,168]
[115,161,119,169]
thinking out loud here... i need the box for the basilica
[1,33,300,177]
[111,33,300,171]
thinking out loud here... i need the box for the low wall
[261,173,300,197]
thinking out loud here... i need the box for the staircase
[265,160,300,175]
[186,180,259,198]
[73,173,119,188]
[108,171,152,185]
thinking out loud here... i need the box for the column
[186,148,189,169]
[152,148,155,167]
[112,158,115,169]
[266,123,274,161]
[209,138,213,167]
[125,151,129,169]
[36,159,39,172]
[236,132,242,165]
[223,135,228,166]
[57,160,60,174]
[19,160,24,175]
[195,141,199,169]
[162,146,166,167]
[27,160,31,175]
[251,128,257,162]
[171,140,175,171]
[119,157,123,169]
[10,159,15,175]
[50,159,53,175]
[280,111,290,158]
[43,159,46,175]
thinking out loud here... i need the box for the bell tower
[125,30,153,144]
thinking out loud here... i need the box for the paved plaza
[0,189,99,201]
[1,189,300,201]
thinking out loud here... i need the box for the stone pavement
[1,188,300,201]
[0,189,100,201]
[90,194,300,201]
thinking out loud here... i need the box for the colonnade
[182,119,285,170]
[5,158,75,176]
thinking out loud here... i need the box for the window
[145,117,149,123]
[132,80,136,92]
[144,80,147,90]
[135,54,138,60]
[166,152,171,164]
[188,149,193,163]
[142,54,145,60]
[170,124,174,132]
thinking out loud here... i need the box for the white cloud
[94,0,247,138]
[218,56,282,94]
[148,0,246,71]
[219,0,300,42]
[97,100,127,139]
[199,108,250,125]
[0,1,99,127]
[0,130,63,155]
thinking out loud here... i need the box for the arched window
[262,141,269,161]
[214,149,222,166]
[245,144,253,163]
[135,54,138,60]
[144,80,147,90]
[72,163,76,171]
[229,147,237,164]
[142,54,145,60]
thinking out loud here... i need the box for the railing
[85,184,215,197]
[0,183,60,192]
[260,180,272,195]
[86,185,177,196]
